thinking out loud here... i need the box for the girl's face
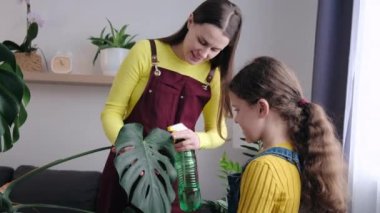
[230,92,266,143]
[181,15,230,65]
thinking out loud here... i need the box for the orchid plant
[3,0,44,53]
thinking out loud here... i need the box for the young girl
[228,56,347,213]
[97,0,242,212]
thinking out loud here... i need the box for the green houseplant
[3,22,38,54]
[2,0,45,72]
[0,43,30,152]
[89,18,137,69]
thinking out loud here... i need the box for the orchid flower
[27,11,44,27]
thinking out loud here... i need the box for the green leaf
[0,115,13,152]
[203,200,228,213]
[27,23,39,41]
[12,118,20,143]
[114,123,176,213]
[0,43,30,152]
[106,18,116,39]
[20,22,39,52]
[0,83,20,125]
[2,40,22,53]
[0,69,25,102]
[0,43,17,70]
[241,142,262,157]
[0,190,14,212]
[22,84,31,107]
[17,102,28,127]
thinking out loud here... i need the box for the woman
[228,56,347,213]
[97,0,242,212]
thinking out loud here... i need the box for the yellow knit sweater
[101,39,227,148]
[238,142,301,213]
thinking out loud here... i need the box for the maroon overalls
[96,40,215,213]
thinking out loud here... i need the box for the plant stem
[13,203,94,213]
[26,1,31,27]
[3,146,111,198]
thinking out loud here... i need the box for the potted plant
[89,18,137,76]
[2,0,45,72]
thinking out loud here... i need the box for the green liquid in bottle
[175,150,202,212]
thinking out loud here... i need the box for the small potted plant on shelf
[89,18,137,76]
[2,0,45,72]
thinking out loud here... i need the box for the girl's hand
[171,129,200,152]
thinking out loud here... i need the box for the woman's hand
[171,129,201,152]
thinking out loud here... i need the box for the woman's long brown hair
[160,0,242,138]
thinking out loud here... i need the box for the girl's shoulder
[245,153,296,175]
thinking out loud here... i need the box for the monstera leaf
[0,43,30,152]
[114,123,177,213]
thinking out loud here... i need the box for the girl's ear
[257,98,270,117]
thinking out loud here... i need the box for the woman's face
[230,92,265,143]
[181,15,230,65]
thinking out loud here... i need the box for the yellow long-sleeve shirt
[101,39,227,148]
[238,142,301,213]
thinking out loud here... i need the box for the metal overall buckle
[202,82,209,90]
[152,57,161,76]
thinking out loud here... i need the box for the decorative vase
[99,48,128,76]
[14,51,44,72]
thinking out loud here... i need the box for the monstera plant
[0,43,30,152]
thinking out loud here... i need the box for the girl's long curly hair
[229,56,347,212]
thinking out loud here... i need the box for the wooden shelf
[22,71,114,86]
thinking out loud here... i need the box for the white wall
[0,0,317,200]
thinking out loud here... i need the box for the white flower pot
[99,48,129,76]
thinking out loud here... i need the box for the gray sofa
[0,165,212,213]
[0,165,101,213]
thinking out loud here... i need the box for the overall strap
[206,68,215,83]
[149,39,158,64]
[253,147,301,172]
[202,68,216,90]
[148,39,161,76]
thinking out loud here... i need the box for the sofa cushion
[0,166,13,187]
[10,165,101,213]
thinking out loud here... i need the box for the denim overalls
[227,147,301,213]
